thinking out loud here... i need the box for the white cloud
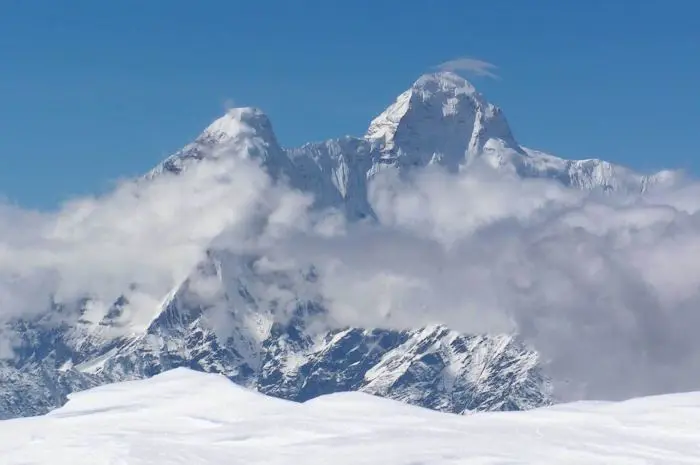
[436,57,501,80]
[0,154,310,332]
[253,166,700,402]
[2,140,700,404]
[361,168,700,402]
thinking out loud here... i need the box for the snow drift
[1,368,699,464]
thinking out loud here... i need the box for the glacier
[0,71,681,419]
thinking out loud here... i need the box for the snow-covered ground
[1,368,699,464]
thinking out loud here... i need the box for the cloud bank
[2,147,700,403]
[0,155,311,331]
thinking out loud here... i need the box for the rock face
[2,71,675,420]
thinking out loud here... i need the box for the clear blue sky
[1,0,698,209]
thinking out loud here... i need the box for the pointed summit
[410,71,479,97]
[148,107,289,179]
[365,72,522,171]
[200,107,275,144]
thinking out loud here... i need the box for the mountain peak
[200,107,273,143]
[365,71,518,169]
[410,71,478,97]
[147,106,284,179]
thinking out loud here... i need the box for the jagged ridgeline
[1,72,679,419]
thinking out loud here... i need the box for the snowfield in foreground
[1,369,699,464]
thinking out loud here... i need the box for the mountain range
[0,71,679,419]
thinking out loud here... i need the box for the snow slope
[1,368,698,464]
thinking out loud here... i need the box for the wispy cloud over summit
[436,57,501,80]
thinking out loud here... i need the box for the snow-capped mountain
[0,71,676,419]
[157,71,679,198]
[0,252,549,419]
[152,71,681,218]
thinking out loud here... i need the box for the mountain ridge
[153,71,681,212]
[0,71,678,420]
